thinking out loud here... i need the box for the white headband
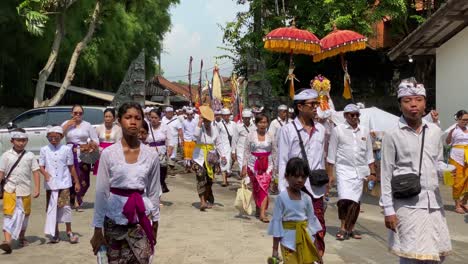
[343,104,360,113]
[10,131,28,139]
[47,126,64,135]
[293,89,318,101]
[186,109,194,114]
[221,108,231,115]
[397,80,426,98]
[165,107,174,112]
[278,105,288,111]
[242,109,253,118]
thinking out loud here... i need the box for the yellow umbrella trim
[264,39,321,56]
[313,41,366,62]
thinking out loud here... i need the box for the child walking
[39,126,81,243]
[0,128,41,254]
[268,157,322,264]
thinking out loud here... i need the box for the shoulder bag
[0,150,26,199]
[292,122,329,186]
[391,126,425,199]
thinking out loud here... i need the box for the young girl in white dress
[268,157,322,264]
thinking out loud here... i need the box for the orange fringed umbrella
[264,22,321,98]
[313,27,367,100]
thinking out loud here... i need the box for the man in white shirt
[162,106,184,166]
[234,109,255,171]
[0,128,40,254]
[277,89,327,256]
[269,104,289,140]
[39,126,81,244]
[219,108,237,186]
[182,109,197,172]
[380,79,451,263]
[213,110,223,129]
[327,104,375,240]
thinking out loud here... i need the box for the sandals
[0,242,12,254]
[259,216,270,223]
[199,204,207,211]
[18,238,30,247]
[336,230,349,241]
[67,232,79,244]
[349,231,362,239]
[49,236,61,244]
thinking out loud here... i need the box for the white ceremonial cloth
[93,142,161,228]
[327,122,374,203]
[39,144,74,191]
[219,120,237,173]
[234,122,256,170]
[448,126,468,166]
[277,118,327,198]
[44,190,58,236]
[267,191,322,251]
[3,198,27,240]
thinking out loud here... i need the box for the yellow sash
[196,143,215,179]
[453,145,468,163]
[282,220,320,263]
[3,192,31,216]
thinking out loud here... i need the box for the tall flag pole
[188,56,193,106]
[198,59,203,106]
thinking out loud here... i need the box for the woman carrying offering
[146,109,173,194]
[93,108,122,175]
[62,104,99,210]
[446,110,468,214]
[268,157,322,264]
[91,102,160,264]
[242,113,274,223]
[192,105,226,211]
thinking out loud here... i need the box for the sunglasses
[73,112,83,116]
[348,113,361,118]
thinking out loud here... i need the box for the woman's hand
[90,228,107,255]
[198,118,203,127]
[241,166,247,178]
[74,182,81,193]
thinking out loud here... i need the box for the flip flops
[0,242,12,254]
[67,232,79,244]
[336,230,349,241]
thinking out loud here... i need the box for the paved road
[1,167,467,263]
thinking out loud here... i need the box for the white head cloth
[47,126,64,135]
[278,105,288,111]
[288,107,294,113]
[221,108,231,115]
[165,106,174,112]
[356,102,365,109]
[397,80,426,98]
[293,89,318,101]
[242,109,253,118]
[144,107,152,113]
[343,104,360,113]
[186,109,194,114]
[252,106,264,113]
[214,110,222,115]
[10,131,28,139]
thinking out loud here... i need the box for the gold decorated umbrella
[264,21,321,98]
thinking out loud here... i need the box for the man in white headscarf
[218,108,237,186]
[380,78,451,263]
[327,104,376,240]
[269,104,290,140]
[162,106,184,166]
[234,109,256,171]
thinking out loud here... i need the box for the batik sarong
[193,163,214,204]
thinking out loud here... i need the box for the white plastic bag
[234,179,253,215]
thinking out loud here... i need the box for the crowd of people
[0,76,466,264]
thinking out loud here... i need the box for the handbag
[150,126,168,167]
[203,126,219,166]
[292,122,329,186]
[0,150,26,199]
[391,126,425,199]
[234,179,253,215]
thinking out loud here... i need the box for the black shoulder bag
[391,126,425,199]
[0,151,26,199]
[292,122,329,186]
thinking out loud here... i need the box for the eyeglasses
[302,102,320,108]
[460,119,468,122]
[348,113,361,118]
[73,112,83,116]
[47,136,61,140]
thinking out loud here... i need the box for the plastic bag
[234,179,253,215]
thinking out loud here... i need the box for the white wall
[436,26,468,130]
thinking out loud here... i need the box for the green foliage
[0,0,178,106]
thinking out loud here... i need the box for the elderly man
[269,104,289,140]
[162,106,184,166]
[217,108,237,186]
[380,78,451,263]
[234,109,256,172]
[277,88,327,256]
[327,104,376,240]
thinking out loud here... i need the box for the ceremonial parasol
[313,26,367,100]
[264,21,321,98]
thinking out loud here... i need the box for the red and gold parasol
[264,22,321,98]
[313,27,367,100]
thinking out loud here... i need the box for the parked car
[0,106,105,156]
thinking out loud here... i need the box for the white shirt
[218,120,237,154]
[62,120,99,144]
[95,124,122,144]
[162,117,182,141]
[93,142,161,227]
[449,125,468,166]
[243,131,274,173]
[277,118,327,198]
[182,119,197,141]
[269,117,289,140]
[39,144,74,190]
[0,149,39,196]
[327,123,374,179]
[267,191,322,251]
[192,125,226,167]
[380,117,444,216]
[147,123,174,155]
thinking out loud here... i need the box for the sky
[161,0,249,82]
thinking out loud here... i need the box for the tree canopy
[0,0,178,106]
